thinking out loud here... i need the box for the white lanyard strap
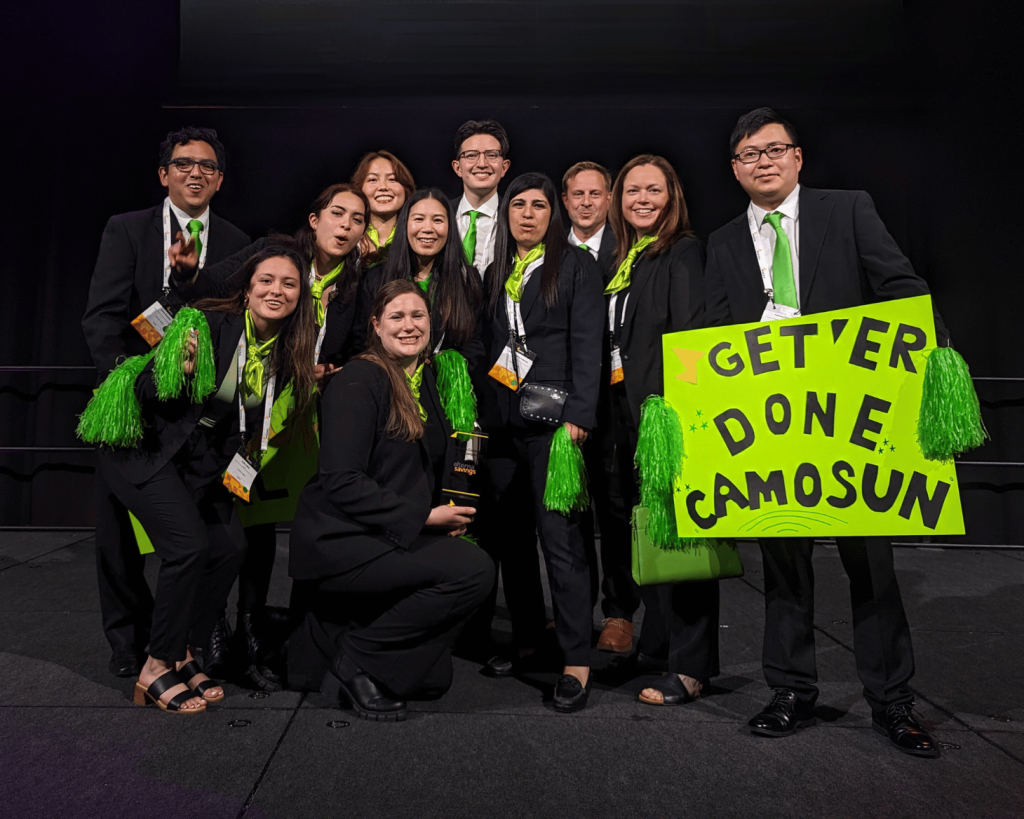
[310,262,332,365]
[235,335,277,454]
[163,198,209,291]
[746,203,776,299]
[606,293,630,334]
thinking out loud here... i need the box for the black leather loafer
[108,647,143,678]
[872,703,939,757]
[323,656,407,722]
[553,673,592,713]
[483,654,515,678]
[748,688,816,737]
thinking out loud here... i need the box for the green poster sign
[662,295,965,538]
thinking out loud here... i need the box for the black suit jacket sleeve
[704,238,734,328]
[172,236,271,301]
[82,214,140,377]
[562,250,604,430]
[317,360,426,548]
[850,191,950,344]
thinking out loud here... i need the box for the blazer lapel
[421,368,452,439]
[519,264,543,323]
[213,312,244,388]
[798,187,833,308]
[597,227,617,280]
[620,248,655,348]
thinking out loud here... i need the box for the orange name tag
[223,447,260,502]
[610,347,624,385]
[131,300,175,346]
[487,343,535,391]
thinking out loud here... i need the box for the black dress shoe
[483,654,515,678]
[748,689,816,737]
[872,703,939,757]
[108,647,143,678]
[236,612,283,692]
[322,655,407,722]
[553,673,592,713]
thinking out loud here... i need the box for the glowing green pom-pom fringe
[543,425,589,515]
[433,349,477,435]
[917,347,989,462]
[76,350,156,448]
[635,395,685,550]
[154,307,216,402]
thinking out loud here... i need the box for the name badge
[488,343,536,391]
[760,302,801,322]
[610,346,624,385]
[223,446,261,502]
[131,298,176,346]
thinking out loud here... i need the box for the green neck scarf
[414,273,432,296]
[405,362,428,422]
[505,243,546,302]
[310,260,343,326]
[243,309,278,399]
[366,222,396,249]
[604,234,657,295]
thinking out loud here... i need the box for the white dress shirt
[749,183,801,306]
[457,191,500,276]
[568,223,606,261]
[168,198,210,250]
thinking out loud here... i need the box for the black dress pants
[485,427,593,666]
[314,535,494,698]
[94,470,153,653]
[760,537,915,711]
[99,458,246,662]
[238,522,277,614]
[590,386,672,658]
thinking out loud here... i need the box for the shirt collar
[750,183,800,226]
[459,190,499,219]
[167,197,210,232]
[568,222,606,250]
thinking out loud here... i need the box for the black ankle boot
[200,614,232,682]
[236,611,283,692]
[322,654,407,721]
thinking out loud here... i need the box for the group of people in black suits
[81,108,943,755]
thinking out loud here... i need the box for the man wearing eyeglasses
[82,127,250,679]
[705,107,948,758]
[451,119,511,275]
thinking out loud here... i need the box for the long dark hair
[193,244,317,410]
[609,155,693,270]
[380,188,481,348]
[293,182,368,305]
[485,172,567,313]
[355,280,431,442]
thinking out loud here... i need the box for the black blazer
[100,310,248,486]
[479,247,604,431]
[705,187,949,342]
[82,204,250,379]
[348,264,486,372]
[594,224,618,284]
[615,236,705,429]
[289,358,453,580]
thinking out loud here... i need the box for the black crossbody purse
[508,307,568,426]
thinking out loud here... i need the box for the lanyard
[310,262,330,364]
[504,256,544,346]
[163,198,208,291]
[746,203,779,302]
[235,335,277,454]
[607,293,630,334]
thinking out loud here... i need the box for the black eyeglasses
[458,150,503,162]
[732,143,797,165]
[167,157,220,175]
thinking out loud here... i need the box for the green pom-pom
[543,425,589,515]
[635,395,685,549]
[76,351,155,447]
[433,349,477,435]
[917,347,989,462]
[154,307,216,402]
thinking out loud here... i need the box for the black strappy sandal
[178,659,225,703]
[133,669,207,714]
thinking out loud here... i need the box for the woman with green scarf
[92,245,317,713]
[351,149,416,271]
[288,280,492,721]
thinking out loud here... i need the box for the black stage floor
[2,532,1023,818]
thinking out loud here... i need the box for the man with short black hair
[451,119,511,274]
[82,126,250,677]
[706,107,947,757]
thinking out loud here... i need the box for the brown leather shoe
[596,618,634,653]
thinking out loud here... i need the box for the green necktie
[366,223,395,249]
[243,309,277,399]
[604,234,657,295]
[505,244,546,302]
[579,243,590,252]
[310,262,343,327]
[187,219,203,260]
[764,211,797,309]
[462,210,480,265]
[405,363,428,422]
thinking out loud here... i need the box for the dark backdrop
[2,1,1020,543]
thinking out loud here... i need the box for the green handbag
[630,506,744,585]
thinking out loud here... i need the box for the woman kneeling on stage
[93,245,316,713]
[288,279,494,722]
